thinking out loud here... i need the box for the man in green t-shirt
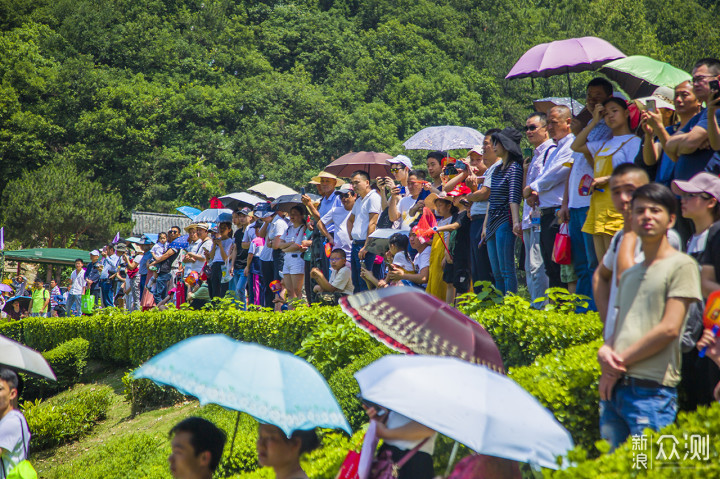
[597,183,702,451]
[29,278,50,318]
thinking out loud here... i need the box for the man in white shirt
[388,170,427,227]
[66,258,86,316]
[0,369,30,478]
[346,170,382,292]
[387,155,413,194]
[520,113,552,306]
[526,105,575,288]
[303,184,356,261]
[559,78,614,310]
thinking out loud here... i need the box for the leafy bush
[23,337,89,401]
[121,372,187,416]
[0,320,23,342]
[459,289,603,368]
[296,311,387,378]
[327,346,392,431]
[509,339,602,453]
[548,402,720,478]
[19,304,339,366]
[23,385,113,450]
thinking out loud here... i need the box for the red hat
[447,184,472,197]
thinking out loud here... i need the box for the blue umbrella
[194,208,233,223]
[133,335,351,437]
[2,296,30,313]
[176,206,202,220]
[141,233,159,244]
[168,234,189,251]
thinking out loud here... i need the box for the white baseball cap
[388,155,413,170]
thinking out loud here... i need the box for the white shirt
[259,215,289,261]
[397,195,420,228]
[523,140,555,229]
[69,269,86,295]
[242,224,258,244]
[350,190,382,241]
[0,410,30,477]
[329,266,354,295]
[391,251,414,272]
[529,134,575,209]
[185,239,210,277]
[587,134,642,170]
[212,238,234,263]
[413,246,431,274]
[568,121,612,209]
[469,161,501,216]
[321,206,352,258]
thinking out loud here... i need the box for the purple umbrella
[506,36,625,105]
[0,284,12,293]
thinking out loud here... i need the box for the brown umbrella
[324,151,393,179]
[339,286,505,373]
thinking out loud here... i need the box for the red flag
[412,207,437,244]
[209,197,223,209]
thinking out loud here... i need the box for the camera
[710,80,720,100]
[443,163,458,177]
[455,161,467,171]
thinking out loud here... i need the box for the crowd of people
[2,58,720,473]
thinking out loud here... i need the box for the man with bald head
[525,105,575,288]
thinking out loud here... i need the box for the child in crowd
[310,248,353,304]
[245,236,265,307]
[147,232,168,286]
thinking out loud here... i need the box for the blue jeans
[66,294,82,316]
[486,222,517,294]
[153,272,172,304]
[234,270,248,310]
[100,280,114,307]
[470,214,494,289]
[351,241,381,293]
[600,383,677,451]
[569,207,598,311]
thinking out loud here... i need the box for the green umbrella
[599,55,691,99]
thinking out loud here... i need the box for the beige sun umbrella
[247,181,298,200]
[0,335,56,380]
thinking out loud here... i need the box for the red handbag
[552,222,572,265]
[337,450,360,479]
[447,454,521,479]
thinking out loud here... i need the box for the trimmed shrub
[548,402,720,478]
[327,346,392,431]
[460,292,603,368]
[509,339,602,453]
[22,337,89,401]
[0,320,23,342]
[121,372,187,416]
[24,385,113,450]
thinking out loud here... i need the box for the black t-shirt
[700,221,720,282]
[234,228,249,270]
[158,248,179,274]
[450,211,472,263]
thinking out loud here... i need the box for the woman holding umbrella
[572,98,642,259]
[482,128,524,294]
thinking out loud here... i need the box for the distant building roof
[131,211,192,236]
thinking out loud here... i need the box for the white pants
[523,228,548,309]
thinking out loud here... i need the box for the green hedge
[460,293,603,369]
[23,337,89,401]
[18,305,344,366]
[121,372,187,416]
[24,385,113,450]
[0,320,23,342]
[548,401,720,477]
[509,339,602,453]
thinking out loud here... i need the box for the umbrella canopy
[364,228,410,256]
[533,97,585,116]
[176,206,202,220]
[168,234,190,251]
[2,296,30,313]
[355,355,573,470]
[141,233,159,244]
[248,181,298,200]
[324,151,393,179]
[403,126,484,151]
[0,285,12,293]
[133,335,351,437]
[193,208,233,223]
[270,193,321,214]
[339,286,504,372]
[219,192,266,211]
[0,335,56,380]
[598,55,692,99]
[506,36,625,80]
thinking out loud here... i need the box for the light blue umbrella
[141,233,159,244]
[403,126,485,151]
[194,208,233,223]
[176,206,202,220]
[133,335,351,437]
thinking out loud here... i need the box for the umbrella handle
[444,441,460,477]
[230,411,241,455]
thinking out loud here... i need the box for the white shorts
[282,254,305,275]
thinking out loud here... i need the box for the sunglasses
[390,166,403,172]
[524,125,542,132]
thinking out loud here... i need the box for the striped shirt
[486,160,523,240]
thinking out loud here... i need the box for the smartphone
[710,80,720,100]
[301,186,306,195]
[399,186,406,195]
[455,161,467,171]
[646,99,656,113]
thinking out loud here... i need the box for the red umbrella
[324,151,393,179]
[339,286,505,373]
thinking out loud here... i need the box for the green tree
[2,160,122,248]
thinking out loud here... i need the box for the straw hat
[311,171,345,187]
